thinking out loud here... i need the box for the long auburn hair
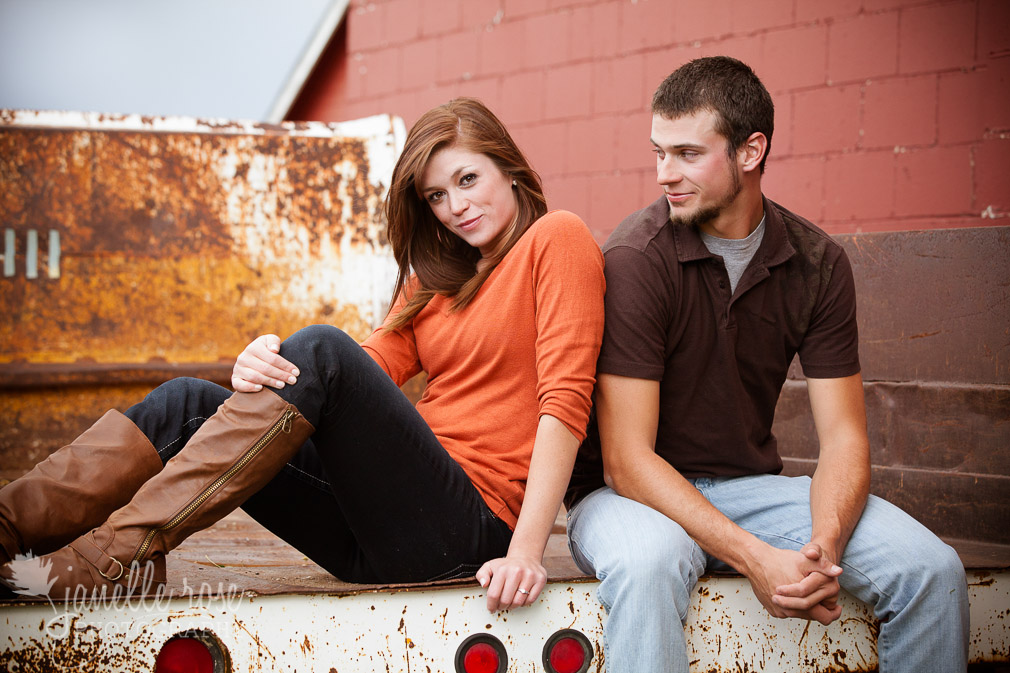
[383,97,547,331]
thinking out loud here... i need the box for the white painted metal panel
[2,572,1006,671]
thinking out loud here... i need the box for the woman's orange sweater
[361,210,605,529]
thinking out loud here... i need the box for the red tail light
[155,638,212,673]
[542,629,592,673]
[454,633,508,673]
[155,630,230,673]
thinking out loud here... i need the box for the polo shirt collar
[670,195,796,269]
[756,196,797,269]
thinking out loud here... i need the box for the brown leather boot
[0,390,314,598]
[0,410,162,566]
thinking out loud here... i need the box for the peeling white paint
[1,107,404,184]
[210,113,400,329]
[2,571,1006,671]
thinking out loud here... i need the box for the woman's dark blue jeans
[124,325,512,584]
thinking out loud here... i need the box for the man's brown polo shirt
[566,195,860,508]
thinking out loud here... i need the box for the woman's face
[418,145,518,259]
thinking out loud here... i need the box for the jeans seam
[426,562,482,582]
[568,533,598,577]
[564,520,611,611]
[280,463,332,491]
[156,416,207,458]
[567,502,607,588]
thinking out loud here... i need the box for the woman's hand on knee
[476,556,548,612]
[231,334,300,392]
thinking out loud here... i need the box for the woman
[0,98,605,611]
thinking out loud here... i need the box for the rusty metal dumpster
[0,110,405,480]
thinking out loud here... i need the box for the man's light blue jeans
[566,475,969,673]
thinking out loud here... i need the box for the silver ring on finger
[517,588,530,595]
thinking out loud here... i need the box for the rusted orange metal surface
[0,110,404,477]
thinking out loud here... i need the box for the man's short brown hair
[652,56,775,172]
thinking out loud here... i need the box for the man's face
[650,110,742,233]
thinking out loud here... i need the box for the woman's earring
[512,179,517,187]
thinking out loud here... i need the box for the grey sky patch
[0,0,337,121]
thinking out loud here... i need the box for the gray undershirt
[700,214,766,294]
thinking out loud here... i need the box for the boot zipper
[131,408,299,564]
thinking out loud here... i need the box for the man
[564,56,968,672]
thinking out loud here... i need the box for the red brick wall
[288,0,1009,240]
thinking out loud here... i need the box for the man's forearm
[607,449,764,573]
[809,444,870,562]
[805,374,872,563]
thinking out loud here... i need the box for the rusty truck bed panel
[1,516,1007,672]
[0,110,404,481]
[1,111,401,365]
[3,509,1006,672]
